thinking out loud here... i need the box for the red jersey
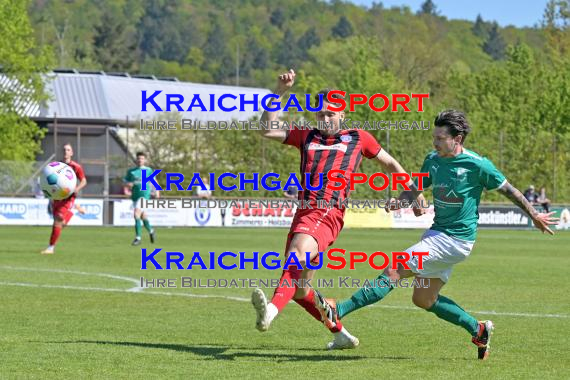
[62,160,85,203]
[283,128,381,206]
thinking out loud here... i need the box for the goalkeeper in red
[251,70,425,349]
[314,110,559,359]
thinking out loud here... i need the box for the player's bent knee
[412,294,436,310]
[383,267,400,281]
[288,244,312,263]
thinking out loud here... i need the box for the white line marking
[0,265,143,292]
[0,280,567,319]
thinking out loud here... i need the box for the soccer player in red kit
[251,70,425,349]
[41,143,87,255]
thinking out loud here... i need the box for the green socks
[135,218,142,238]
[143,218,153,233]
[337,274,394,318]
[335,276,479,337]
[427,295,479,336]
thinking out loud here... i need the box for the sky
[348,0,549,28]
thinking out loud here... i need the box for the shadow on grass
[46,340,376,362]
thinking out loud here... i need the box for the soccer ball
[40,162,77,200]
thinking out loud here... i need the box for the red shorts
[53,196,75,224]
[285,207,345,264]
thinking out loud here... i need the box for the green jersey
[124,166,154,201]
[418,149,506,242]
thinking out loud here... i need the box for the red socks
[49,225,62,246]
[270,268,301,311]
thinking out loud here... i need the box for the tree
[542,0,570,59]
[247,37,269,70]
[418,0,438,16]
[448,44,570,201]
[203,22,227,61]
[136,0,187,62]
[298,27,321,60]
[0,0,52,162]
[200,20,234,83]
[94,6,137,71]
[275,28,301,68]
[472,14,489,38]
[270,8,285,29]
[332,16,354,39]
[483,22,506,60]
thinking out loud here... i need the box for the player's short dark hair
[434,109,471,144]
[63,142,73,148]
[314,88,345,108]
[136,152,146,157]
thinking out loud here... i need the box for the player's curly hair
[314,88,345,108]
[434,109,471,144]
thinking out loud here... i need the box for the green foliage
[483,22,507,60]
[472,14,490,38]
[298,27,321,61]
[269,7,285,29]
[27,0,547,87]
[0,0,52,161]
[418,0,438,16]
[275,29,301,69]
[542,0,570,61]
[93,4,137,71]
[332,15,354,39]
[447,44,570,201]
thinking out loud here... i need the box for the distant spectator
[536,186,551,213]
[195,173,212,208]
[195,173,212,199]
[283,186,298,199]
[523,185,537,203]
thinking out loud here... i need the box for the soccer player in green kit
[315,110,559,360]
[123,152,159,246]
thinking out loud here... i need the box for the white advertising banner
[112,199,223,227]
[391,206,435,229]
[69,200,104,226]
[113,199,186,226]
[0,197,103,226]
[222,200,297,228]
[186,205,224,227]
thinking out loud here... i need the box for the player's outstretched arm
[375,150,426,216]
[76,177,87,193]
[259,69,295,143]
[122,181,133,196]
[123,170,134,195]
[498,182,559,235]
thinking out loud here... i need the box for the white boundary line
[0,266,568,319]
[0,265,143,292]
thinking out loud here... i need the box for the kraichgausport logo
[140,248,428,271]
[140,91,429,113]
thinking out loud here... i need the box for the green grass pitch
[1,226,569,378]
